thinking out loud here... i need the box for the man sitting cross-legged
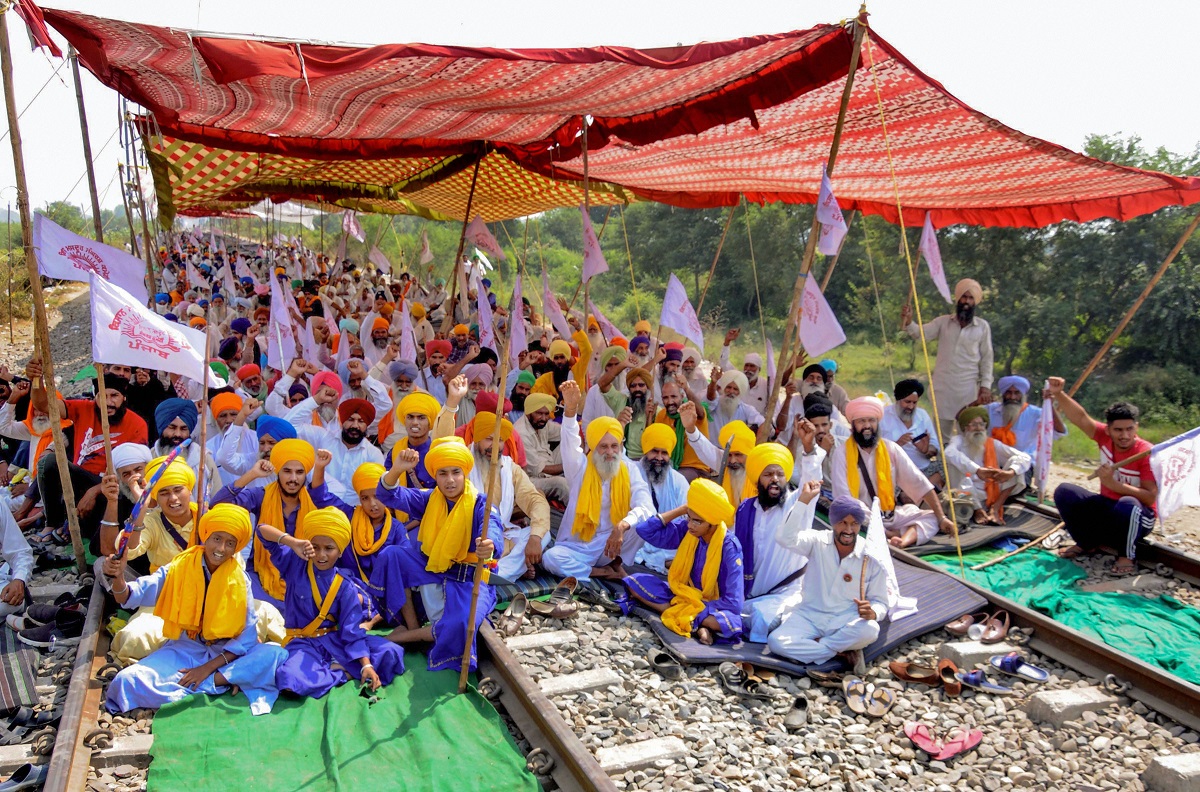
[944,406,1031,525]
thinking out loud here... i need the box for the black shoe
[18,609,84,649]
[577,582,622,612]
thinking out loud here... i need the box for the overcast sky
[0,0,1195,211]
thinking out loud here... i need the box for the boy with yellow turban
[623,479,744,644]
[213,438,319,609]
[257,508,405,698]
[102,504,289,715]
[376,437,503,672]
[385,391,442,489]
[541,382,654,583]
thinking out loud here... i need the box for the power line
[0,58,69,145]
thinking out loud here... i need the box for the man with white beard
[879,379,943,489]
[541,382,654,582]
[704,368,765,442]
[945,406,1031,525]
[281,366,344,431]
[468,413,551,581]
[986,375,1066,468]
[454,363,494,429]
[717,329,771,416]
[630,423,689,573]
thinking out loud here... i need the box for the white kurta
[878,403,941,470]
[214,423,271,489]
[985,402,1066,458]
[944,435,1031,508]
[905,314,994,422]
[830,438,940,545]
[632,466,688,573]
[718,346,771,417]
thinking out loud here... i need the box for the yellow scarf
[255,482,315,600]
[417,480,478,572]
[662,523,726,637]
[352,508,392,558]
[846,440,895,512]
[574,453,631,543]
[154,547,247,642]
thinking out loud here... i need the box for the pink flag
[919,212,952,304]
[1035,380,1055,493]
[342,211,365,243]
[659,273,705,351]
[234,255,253,280]
[267,272,297,369]
[474,270,495,352]
[509,275,526,367]
[419,228,434,265]
[815,167,848,256]
[89,275,223,386]
[798,274,845,357]
[398,301,418,363]
[463,215,505,260]
[587,299,621,342]
[580,206,609,283]
[33,213,150,305]
[542,269,572,340]
[368,246,392,273]
[334,234,346,264]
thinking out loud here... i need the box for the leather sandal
[889,661,941,685]
[980,609,1011,644]
[529,577,579,619]
[944,611,988,637]
[493,593,528,637]
[649,650,684,680]
[938,659,961,697]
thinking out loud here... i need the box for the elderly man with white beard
[832,397,957,548]
[704,367,765,442]
[879,379,943,489]
[717,328,771,417]
[630,423,690,573]
[986,375,1066,468]
[514,393,570,502]
[540,381,655,582]
[454,363,495,428]
[945,406,1031,525]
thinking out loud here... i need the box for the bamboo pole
[130,153,158,308]
[6,202,11,343]
[1086,447,1152,480]
[970,523,1064,571]
[69,46,104,244]
[1068,210,1200,397]
[762,13,867,433]
[695,203,738,316]
[93,364,115,477]
[819,209,857,292]
[0,14,87,572]
[196,309,212,518]
[619,205,642,323]
[118,164,140,258]
[440,157,483,337]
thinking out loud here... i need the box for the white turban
[717,370,750,398]
[112,443,153,471]
[744,352,762,369]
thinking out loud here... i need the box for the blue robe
[105,564,288,716]
[383,437,436,488]
[622,515,745,642]
[310,482,410,624]
[211,483,306,610]
[732,498,758,598]
[268,541,405,699]
[374,481,503,673]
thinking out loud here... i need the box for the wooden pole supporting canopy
[69,46,104,244]
[440,157,482,337]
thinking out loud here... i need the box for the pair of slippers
[495,578,581,636]
[717,661,773,701]
[904,721,983,761]
[842,675,895,717]
[944,609,1011,643]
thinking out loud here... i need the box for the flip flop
[806,669,845,689]
[938,659,961,697]
[842,676,869,715]
[784,696,809,731]
[648,650,684,680]
[888,661,941,685]
[903,721,943,755]
[956,669,1016,695]
[980,610,1011,644]
[989,652,1049,682]
[1110,559,1138,577]
[865,686,896,717]
[933,727,983,762]
[944,611,988,637]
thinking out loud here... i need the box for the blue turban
[630,335,651,352]
[388,360,419,382]
[218,336,239,361]
[230,317,252,335]
[288,381,309,400]
[154,398,199,434]
[829,496,868,527]
[212,292,224,302]
[998,375,1031,396]
[337,360,352,385]
[255,415,296,442]
[198,299,209,308]
[240,276,254,285]
[338,318,360,335]
[820,359,838,373]
[163,313,178,323]
[481,278,492,289]
[154,292,169,304]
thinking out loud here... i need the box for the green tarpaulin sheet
[929,549,1200,685]
[147,654,540,792]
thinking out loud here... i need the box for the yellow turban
[298,507,353,554]
[718,420,756,456]
[548,339,571,359]
[351,462,386,496]
[396,392,440,423]
[197,503,253,553]
[640,423,677,455]
[634,320,652,335]
[145,456,197,501]
[424,436,474,478]
[270,438,316,474]
[744,442,795,500]
[473,412,513,443]
[523,393,557,416]
[453,323,470,335]
[410,302,426,319]
[687,478,735,527]
[585,416,624,452]
[210,392,243,417]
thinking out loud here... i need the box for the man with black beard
[902,278,994,438]
[622,368,654,460]
[879,379,943,488]
[630,424,689,573]
[152,398,219,500]
[531,338,584,405]
[316,399,384,508]
[508,371,535,421]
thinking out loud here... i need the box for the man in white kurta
[832,397,957,548]
[878,379,943,486]
[292,399,384,507]
[540,382,655,581]
[718,333,770,418]
[945,406,1032,523]
[705,369,765,443]
[768,495,889,668]
[903,278,994,437]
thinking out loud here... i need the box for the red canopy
[44,8,1200,227]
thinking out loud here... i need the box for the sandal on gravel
[648,651,684,680]
[904,721,943,755]
[806,669,845,689]
[988,652,1049,683]
[784,696,809,731]
[889,661,941,685]
[865,686,896,718]
[1,709,32,731]
[0,762,49,791]
[493,593,528,637]
[956,669,1016,695]
[576,581,622,613]
[944,611,989,637]
[0,725,28,746]
[842,676,869,715]
[980,610,1011,644]
[933,727,983,762]
[938,659,961,697]
[529,577,578,619]
[717,662,771,700]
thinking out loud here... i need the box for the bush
[1080,363,1200,429]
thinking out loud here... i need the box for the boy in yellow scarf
[101,504,289,715]
[375,437,502,673]
[622,479,744,645]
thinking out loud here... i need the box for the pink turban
[844,396,884,422]
[311,370,344,399]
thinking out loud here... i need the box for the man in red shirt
[24,359,149,544]
[1046,377,1157,576]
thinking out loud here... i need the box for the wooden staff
[69,46,104,243]
[93,364,116,478]
[440,156,483,338]
[130,151,158,308]
[820,209,857,292]
[459,310,514,694]
[762,13,867,431]
[196,309,213,519]
[970,523,1065,571]
[1069,210,1200,398]
[0,16,88,572]
[1086,447,1152,480]
[695,203,738,316]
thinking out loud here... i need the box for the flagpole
[441,155,483,338]
[196,308,213,520]
[69,46,104,244]
[0,13,88,572]
[695,204,737,317]
[762,11,866,436]
[130,145,158,308]
[819,209,857,292]
[94,364,116,478]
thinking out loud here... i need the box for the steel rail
[43,579,105,792]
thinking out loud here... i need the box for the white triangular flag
[815,167,848,256]
[368,246,391,273]
[660,273,705,351]
[419,228,434,265]
[398,301,418,363]
[33,214,149,305]
[463,215,505,260]
[588,299,621,342]
[474,270,495,352]
[542,269,573,340]
[186,258,207,292]
[267,271,297,370]
[798,274,845,357]
[581,206,609,283]
[1035,380,1055,493]
[334,234,347,264]
[865,498,917,621]
[342,210,365,243]
[1150,427,1200,521]
[919,212,952,304]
